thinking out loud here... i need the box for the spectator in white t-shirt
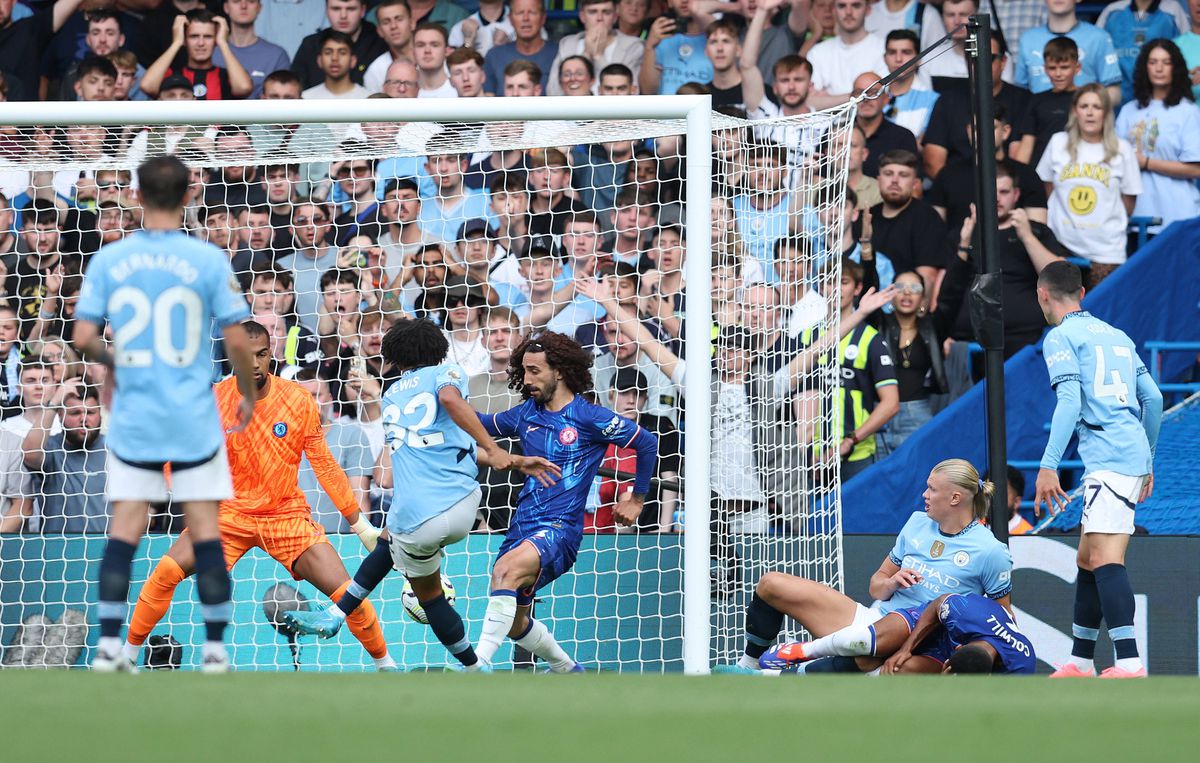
[450,0,517,58]
[807,0,886,105]
[363,0,415,93]
[414,22,457,98]
[1037,83,1142,286]
[302,30,372,103]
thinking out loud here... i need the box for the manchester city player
[1034,261,1162,678]
[728,459,1012,674]
[285,318,559,670]
[881,593,1037,675]
[473,331,659,672]
[74,155,259,673]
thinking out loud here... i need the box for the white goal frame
[2,95,717,675]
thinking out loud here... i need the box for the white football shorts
[1080,470,1145,536]
[388,488,482,578]
[106,444,234,503]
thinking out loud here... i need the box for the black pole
[967,15,1009,541]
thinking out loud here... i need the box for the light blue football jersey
[1015,22,1122,94]
[75,230,250,464]
[382,363,479,534]
[883,512,1013,613]
[1040,311,1161,475]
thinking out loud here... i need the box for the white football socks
[515,619,576,672]
[738,653,761,670]
[1068,656,1096,673]
[803,624,877,659]
[475,593,518,664]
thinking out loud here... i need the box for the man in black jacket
[291,0,387,88]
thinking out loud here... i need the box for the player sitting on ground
[286,318,559,670]
[726,459,1012,674]
[473,331,659,671]
[122,321,397,671]
[76,155,258,673]
[881,593,1037,675]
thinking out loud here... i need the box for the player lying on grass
[725,459,1012,674]
[880,593,1037,675]
[286,318,560,670]
[121,322,396,671]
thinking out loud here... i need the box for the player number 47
[1092,344,1133,404]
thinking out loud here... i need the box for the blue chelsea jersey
[883,512,1013,613]
[1041,311,1157,475]
[481,395,645,540]
[75,230,250,463]
[938,593,1037,674]
[382,363,479,534]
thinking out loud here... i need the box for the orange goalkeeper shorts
[209,509,332,579]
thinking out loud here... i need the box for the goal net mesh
[0,102,855,671]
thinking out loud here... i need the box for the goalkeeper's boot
[201,647,230,674]
[758,642,810,670]
[284,609,344,639]
[1099,665,1147,679]
[1049,663,1096,678]
[92,650,138,673]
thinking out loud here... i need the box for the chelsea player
[74,155,259,672]
[1034,261,1162,678]
[882,593,1037,675]
[736,459,1012,674]
[285,318,559,670]
[474,331,659,671]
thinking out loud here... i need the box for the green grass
[6,672,1199,762]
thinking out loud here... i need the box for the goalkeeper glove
[350,516,382,551]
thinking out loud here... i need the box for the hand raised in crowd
[855,284,898,316]
[646,16,677,47]
[859,206,874,259]
[1009,207,1034,243]
[460,17,480,47]
[958,203,976,259]
[171,14,188,46]
[214,15,230,47]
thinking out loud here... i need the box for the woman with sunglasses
[876,271,948,456]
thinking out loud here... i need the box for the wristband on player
[350,516,381,551]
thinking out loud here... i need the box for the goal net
[0,97,855,672]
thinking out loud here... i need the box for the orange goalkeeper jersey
[214,375,358,519]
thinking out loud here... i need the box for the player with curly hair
[473,331,659,671]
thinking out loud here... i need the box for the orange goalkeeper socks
[126,555,187,648]
[332,579,388,660]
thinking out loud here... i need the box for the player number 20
[109,286,203,368]
[1092,344,1133,404]
[382,392,445,451]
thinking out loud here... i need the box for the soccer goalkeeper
[120,321,395,670]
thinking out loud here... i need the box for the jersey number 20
[110,286,203,368]
[382,392,445,451]
[1092,344,1133,405]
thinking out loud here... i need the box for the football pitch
[7,672,1200,761]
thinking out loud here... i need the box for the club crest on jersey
[558,426,578,445]
[930,540,945,558]
[273,422,288,437]
[953,551,971,567]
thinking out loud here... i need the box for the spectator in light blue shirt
[640,0,713,94]
[883,29,940,142]
[1098,0,1182,105]
[1015,0,1123,100]
[214,0,292,99]
[417,153,495,243]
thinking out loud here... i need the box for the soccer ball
[400,575,457,625]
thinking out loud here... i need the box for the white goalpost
[0,96,854,674]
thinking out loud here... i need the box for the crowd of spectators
[1,0,1198,542]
